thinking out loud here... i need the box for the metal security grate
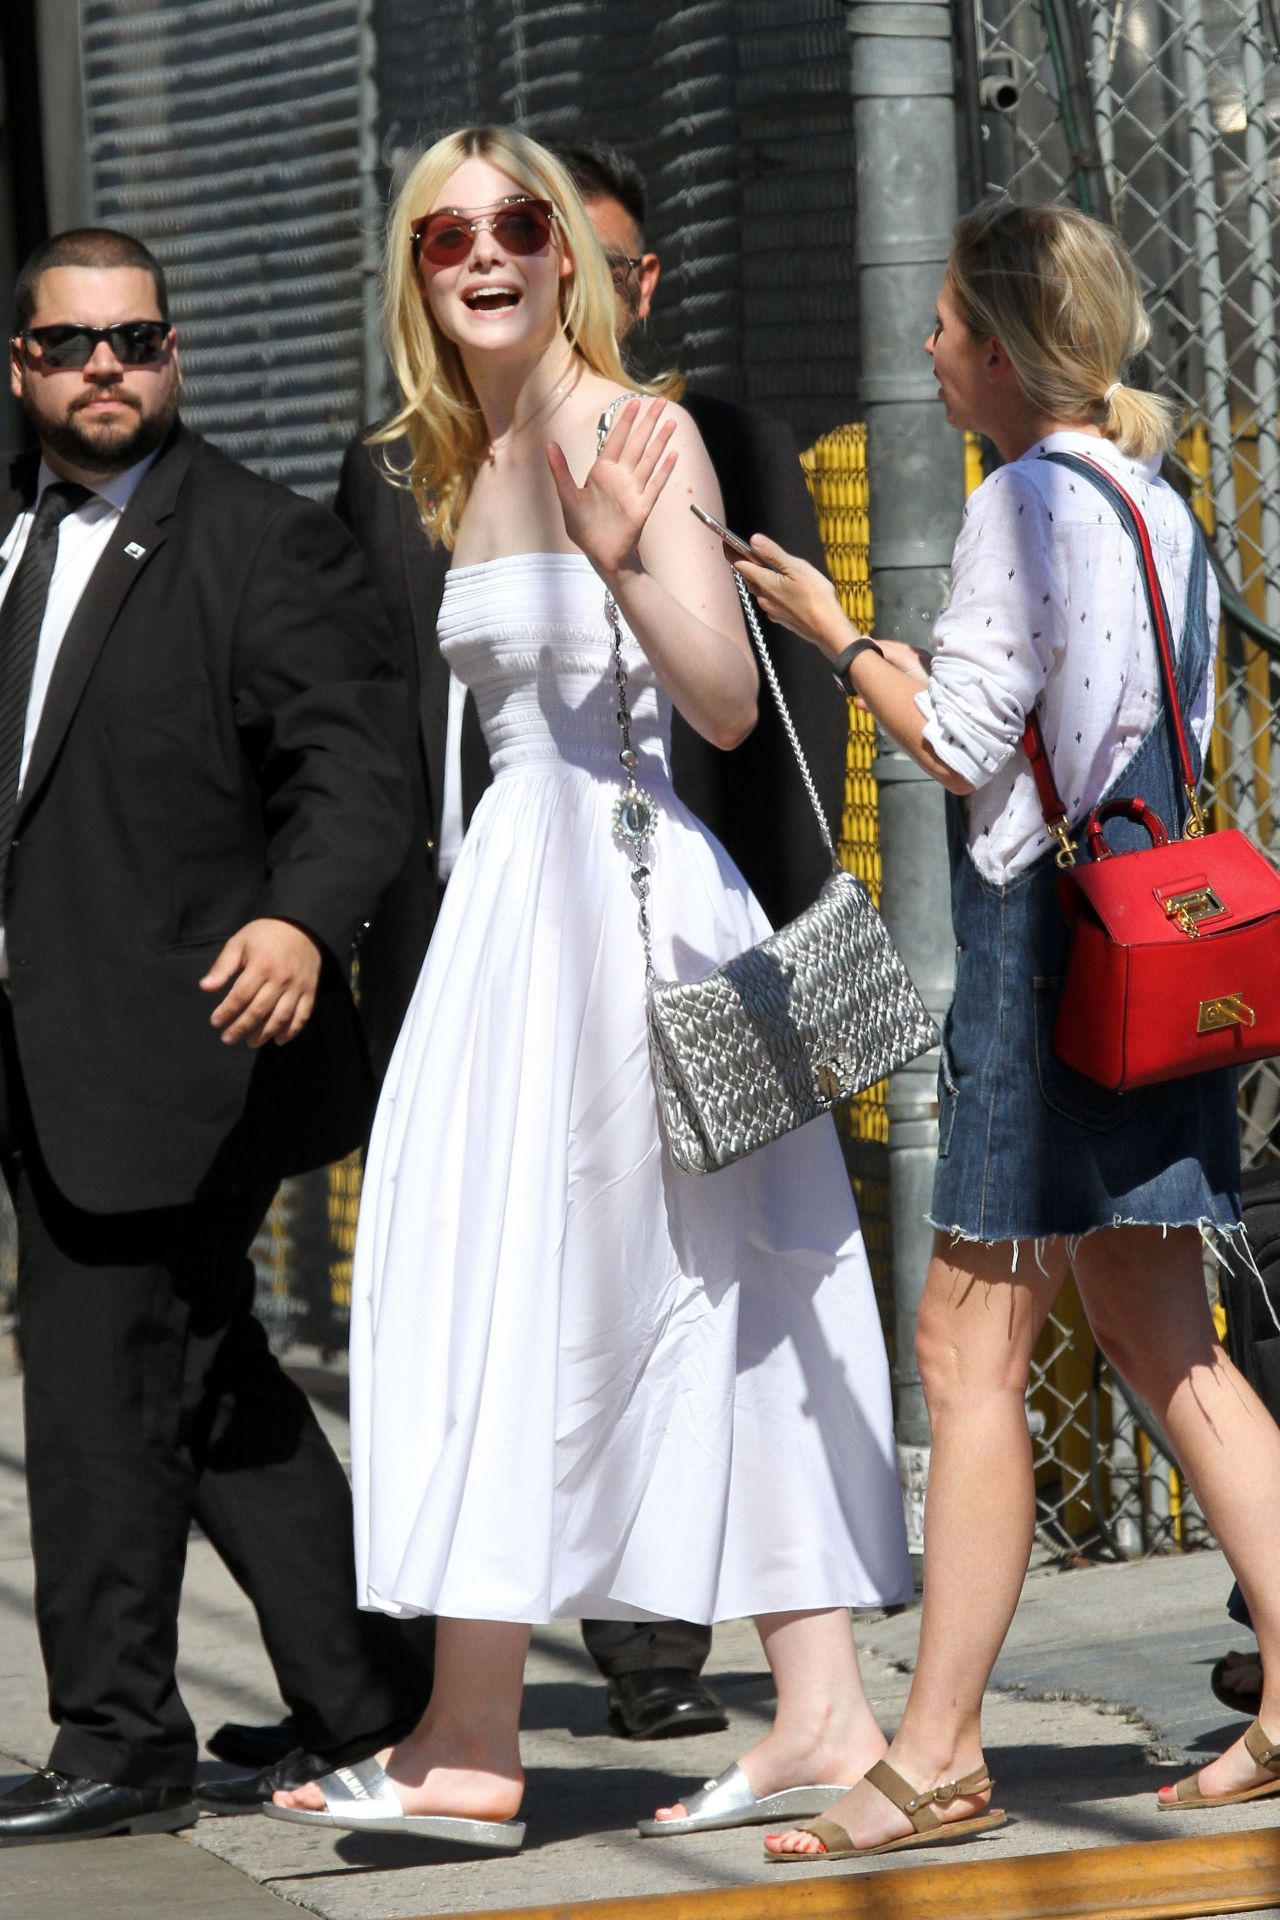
[79,0,369,497]
[372,0,858,440]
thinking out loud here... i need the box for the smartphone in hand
[690,502,785,572]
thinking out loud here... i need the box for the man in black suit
[0,228,428,1846]
[339,143,847,1743]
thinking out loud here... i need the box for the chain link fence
[967,0,1279,1554]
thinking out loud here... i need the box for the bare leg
[274,1618,529,1821]
[651,1608,888,1820]
[767,1232,1066,1855]
[1070,1227,1280,1803]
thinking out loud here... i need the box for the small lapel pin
[123,540,147,560]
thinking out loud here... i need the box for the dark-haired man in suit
[335,143,847,1745]
[0,228,428,1846]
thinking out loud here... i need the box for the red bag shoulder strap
[1020,451,1205,865]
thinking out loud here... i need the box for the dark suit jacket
[337,394,846,1078]
[0,424,412,1214]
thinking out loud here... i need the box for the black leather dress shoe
[0,1769,196,1846]
[606,1669,729,1740]
[205,1718,299,1769]
[195,1747,332,1815]
[195,1711,423,1816]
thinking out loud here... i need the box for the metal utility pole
[356,0,387,427]
[843,0,962,1563]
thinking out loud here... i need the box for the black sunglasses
[16,321,172,369]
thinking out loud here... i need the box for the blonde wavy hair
[947,201,1175,460]
[372,124,680,547]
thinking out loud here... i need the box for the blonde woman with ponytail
[270,125,912,1849]
[741,202,1280,1859]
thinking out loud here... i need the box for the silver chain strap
[729,570,836,861]
[607,569,839,954]
[606,588,658,980]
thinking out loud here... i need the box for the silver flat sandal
[636,1762,847,1836]
[261,1756,525,1851]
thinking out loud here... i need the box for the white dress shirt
[916,430,1218,884]
[437,671,468,883]
[0,452,158,974]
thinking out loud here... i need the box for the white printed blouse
[915,429,1218,885]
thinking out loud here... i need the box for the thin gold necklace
[485,364,578,462]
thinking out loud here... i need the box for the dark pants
[580,1619,711,1678]
[0,1003,428,1789]
[1222,1163,1280,1632]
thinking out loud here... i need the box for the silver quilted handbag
[607,568,939,1175]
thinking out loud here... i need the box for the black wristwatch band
[831,636,885,688]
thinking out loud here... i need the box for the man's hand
[875,638,932,684]
[200,918,323,1048]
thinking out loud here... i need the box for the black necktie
[0,481,92,895]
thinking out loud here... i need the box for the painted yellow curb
[405,1826,1280,1920]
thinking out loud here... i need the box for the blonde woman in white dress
[269,124,910,1852]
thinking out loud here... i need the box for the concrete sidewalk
[0,1347,1276,1920]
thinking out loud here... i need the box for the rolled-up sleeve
[916,468,1063,790]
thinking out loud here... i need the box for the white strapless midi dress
[350,552,911,1624]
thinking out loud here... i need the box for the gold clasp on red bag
[1049,816,1078,869]
[1197,993,1256,1033]
[1163,885,1226,938]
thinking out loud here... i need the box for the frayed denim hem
[924,1213,1258,1289]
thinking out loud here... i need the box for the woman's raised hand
[547,397,678,576]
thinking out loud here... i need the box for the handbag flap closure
[1064,829,1280,945]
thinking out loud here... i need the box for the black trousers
[580,1618,711,1678]
[1222,1163,1280,1632]
[0,1003,429,1788]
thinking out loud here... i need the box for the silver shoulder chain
[606,588,658,981]
[730,571,836,859]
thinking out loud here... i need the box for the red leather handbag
[1024,455,1280,1094]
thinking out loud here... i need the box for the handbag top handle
[1020,450,1207,868]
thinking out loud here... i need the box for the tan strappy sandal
[1160,1719,1280,1810]
[765,1758,1006,1862]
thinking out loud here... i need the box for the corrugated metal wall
[70,0,869,1349]
[80,0,368,497]
[374,0,859,443]
[77,0,861,484]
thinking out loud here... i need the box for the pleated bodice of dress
[439,550,671,789]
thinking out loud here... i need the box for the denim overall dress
[929,454,1242,1246]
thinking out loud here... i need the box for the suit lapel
[0,453,38,564]
[17,426,195,820]
[396,483,451,826]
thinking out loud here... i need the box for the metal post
[843,0,961,1562]
[1087,2,1120,216]
[1241,0,1280,642]
[34,0,94,230]
[356,0,387,429]
[1179,0,1255,843]
[1179,0,1241,590]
